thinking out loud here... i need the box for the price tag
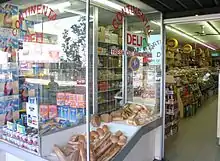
[7,121,14,131]
[17,124,26,134]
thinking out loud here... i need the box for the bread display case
[0,1,165,161]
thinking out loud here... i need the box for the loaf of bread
[91,115,101,127]
[101,114,112,123]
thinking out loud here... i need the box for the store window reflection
[0,0,88,155]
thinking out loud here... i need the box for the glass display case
[0,1,165,161]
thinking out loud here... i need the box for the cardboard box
[49,105,57,119]
[40,105,49,120]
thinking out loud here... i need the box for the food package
[49,105,57,119]
[98,26,105,42]
[56,93,65,105]
[40,105,49,119]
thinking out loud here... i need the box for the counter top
[0,117,162,161]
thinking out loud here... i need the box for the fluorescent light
[92,0,134,15]
[64,9,93,18]
[46,2,71,10]
[151,21,216,50]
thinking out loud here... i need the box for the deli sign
[127,32,142,47]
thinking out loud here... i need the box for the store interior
[164,20,220,161]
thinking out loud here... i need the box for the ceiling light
[46,1,71,10]
[166,26,216,50]
[92,0,134,15]
[151,21,216,50]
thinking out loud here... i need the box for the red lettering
[37,5,42,14]
[42,5,48,17]
[127,33,132,45]
[112,18,119,29]
[49,12,57,20]
[36,32,43,43]
[30,5,37,14]
[121,8,128,17]
[137,36,142,47]
[132,35,137,45]
[116,12,123,22]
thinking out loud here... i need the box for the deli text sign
[127,32,142,47]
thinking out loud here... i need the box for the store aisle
[165,95,220,161]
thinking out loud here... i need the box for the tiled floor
[165,95,220,161]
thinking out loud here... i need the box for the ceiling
[140,0,220,18]
[166,20,220,50]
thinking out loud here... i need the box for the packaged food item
[65,93,70,105]
[69,93,77,108]
[77,94,85,108]
[40,105,49,119]
[56,93,65,105]
[57,106,63,118]
[49,105,57,119]
[62,106,69,120]
[69,108,77,123]
[76,108,84,120]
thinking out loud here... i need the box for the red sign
[24,32,43,43]
[112,5,151,36]
[12,4,57,43]
[127,33,142,47]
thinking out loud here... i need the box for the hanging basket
[167,38,178,49]
[183,44,192,54]
[195,48,203,56]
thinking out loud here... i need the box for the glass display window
[0,0,165,161]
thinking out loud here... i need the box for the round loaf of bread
[118,139,126,146]
[91,115,101,127]
[90,131,99,139]
[96,128,104,137]
[102,125,109,133]
[110,135,119,143]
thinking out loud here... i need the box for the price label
[17,124,26,134]
[7,121,14,131]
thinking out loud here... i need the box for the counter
[0,117,163,161]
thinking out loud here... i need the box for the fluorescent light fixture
[46,1,71,10]
[92,0,134,15]
[151,21,216,50]
[64,9,93,18]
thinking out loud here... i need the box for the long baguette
[53,145,67,161]
[94,132,111,150]
[97,144,117,161]
[101,145,121,161]
[96,141,113,158]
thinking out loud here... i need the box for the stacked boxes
[56,93,86,123]
[39,93,86,124]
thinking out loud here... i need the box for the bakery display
[53,125,127,161]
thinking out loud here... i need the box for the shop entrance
[164,14,220,161]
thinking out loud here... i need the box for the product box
[77,94,85,108]
[56,93,65,105]
[62,106,69,120]
[49,105,57,119]
[57,106,63,118]
[69,108,77,123]
[40,105,49,120]
[69,94,77,108]
[76,108,85,120]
